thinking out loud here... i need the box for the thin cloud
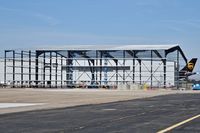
[34,13,60,26]
[135,0,163,7]
[163,19,200,28]
[0,30,153,49]
[0,6,60,26]
[161,19,200,33]
[0,6,22,12]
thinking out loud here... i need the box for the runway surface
[0,93,199,133]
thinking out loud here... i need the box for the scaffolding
[4,45,187,89]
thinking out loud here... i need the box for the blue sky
[0,0,200,70]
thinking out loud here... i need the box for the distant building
[3,45,187,88]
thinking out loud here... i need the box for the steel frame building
[4,45,187,89]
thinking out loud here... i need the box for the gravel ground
[0,88,199,114]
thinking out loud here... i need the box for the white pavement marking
[157,114,200,133]
[102,109,117,111]
[0,103,45,109]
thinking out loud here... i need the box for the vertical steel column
[43,52,46,88]
[139,60,141,85]
[65,56,69,87]
[4,51,7,85]
[55,52,58,88]
[123,50,125,84]
[100,51,102,86]
[50,52,52,88]
[35,51,39,88]
[66,52,69,86]
[91,59,95,85]
[132,51,135,83]
[174,61,176,88]
[21,51,23,87]
[104,58,108,85]
[176,50,179,89]
[163,58,166,88]
[66,51,73,86]
[29,50,31,87]
[61,57,63,88]
[116,60,118,86]
[96,51,98,83]
[13,50,15,88]
[150,50,153,89]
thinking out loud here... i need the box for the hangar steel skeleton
[4,45,190,88]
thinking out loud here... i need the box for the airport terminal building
[4,45,188,89]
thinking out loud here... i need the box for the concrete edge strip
[0,103,45,109]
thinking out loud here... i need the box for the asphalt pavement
[0,93,200,133]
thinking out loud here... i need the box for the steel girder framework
[4,45,187,89]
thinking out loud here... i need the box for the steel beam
[133,60,135,84]
[151,50,153,89]
[116,60,118,85]
[176,50,179,89]
[96,51,98,83]
[61,57,63,88]
[100,51,102,86]
[126,50,138,84]
[13,50,15,88]
[35,51,39,88]
[66,51,73,86]
[139,60,141,85]
[43,52,46,87]
[50,52,52,88]
[163,58,166,88]
[29,50,31,87]
[55,52,58,88]
[123,50,125,84]
[21,51,23,87]
[4,51,7,85]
